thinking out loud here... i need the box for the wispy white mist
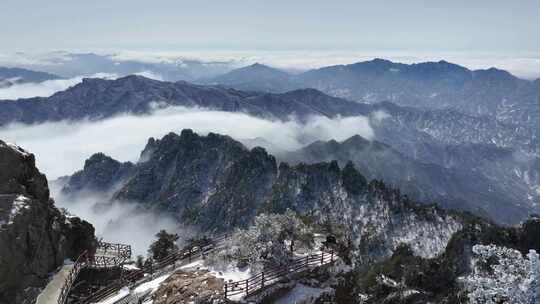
[51,184,193,256]
[0,73,117,99]
[0,106,374,179]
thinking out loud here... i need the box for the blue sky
[2,0,539,53]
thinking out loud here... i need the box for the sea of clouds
[0,71,163,100]
[0,106,374,179]
[0,106,375,254]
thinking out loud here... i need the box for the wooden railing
[56,241,131,304]
[81,236,223,304]
[224,250,335,299]
[57,251,89,304]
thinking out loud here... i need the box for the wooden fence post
[224,284,228,299]
[261,272,265,288]
[189,248,192,263]
[320,252,324,265]
[330,250,334,262]
[245,280,249,295]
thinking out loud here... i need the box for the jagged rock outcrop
[0,140,95,304]
[61,130,278,231]
[62,130,461,262]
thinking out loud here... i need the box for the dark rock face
[0,140,95,304]
[61,153,135,194]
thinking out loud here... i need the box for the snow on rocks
[209,266,251,283]
[5,142,31,157]
[3,195,31,225]
[152,270,225,304]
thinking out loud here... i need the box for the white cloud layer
[0,106,374,179]
[0,70,164,100]
[0,73,117,100]
[2,50,540,79]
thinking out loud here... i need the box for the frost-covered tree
[465,244,540,304]
[206,210,314,271]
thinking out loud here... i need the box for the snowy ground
[178,258,252,282]
[274,283,331,304]
[93,257,250,304]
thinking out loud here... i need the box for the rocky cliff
[0,140,95,304]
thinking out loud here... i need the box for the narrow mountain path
[36,264,75,304]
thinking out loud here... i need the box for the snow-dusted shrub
[205,210,315,271]
[465,244,540,304]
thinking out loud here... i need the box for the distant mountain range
[3,74,540,223]
[0,75,371,126]
[0,67,60,87]
[201,59,540,132]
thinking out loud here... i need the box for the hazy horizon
[2,0,540,52]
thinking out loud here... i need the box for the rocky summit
[0,140,95,304]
